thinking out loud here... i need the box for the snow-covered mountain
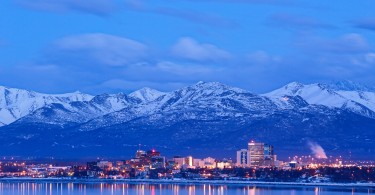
[77,81,277,131]
[329,80,375,92]
[129,87,166,102]
[264,82,375,118]
[0,86,93,126]
[17,93,140,126]
[3,81,375,127]
[9,81,275,130]
[0,81,375,159]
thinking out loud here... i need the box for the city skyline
[1,1,375,192]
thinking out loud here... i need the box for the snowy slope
[335,91,375,112]
[3,81,375,128]
[129,87,166,102]
[77,81,278,131]
[0,86,93,126]
[18,93,139,125]
[329,80,375,92]
[263,82,375,118]
[133,81,276,118]
[1,81,375,159]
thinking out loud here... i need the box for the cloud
[347,52,375,68]
[352,18,375,31]
[119,61,221,83]
[126,1,238,28]
[2,30,375,95]
[267,13,334,30]
[52,33,148,66]
[82,60,222,93]
[94,79,188,93]
[179,0,324,10]
[6,35,224,94]
[182,0,298,6]
[153,7,238,28]
[296,33,370,54]
[247,51,282,65]
[156,61,215,75]
[271,33,375,85]
[171,37,232,61]
[17,0,116,15]
[365,53,375,64]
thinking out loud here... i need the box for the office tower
[248,141,264,167]
[236,149,250,167]
[264,144,275,166]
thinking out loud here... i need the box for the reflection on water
[0,182,373,195]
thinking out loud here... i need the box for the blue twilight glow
[0,0,375,94]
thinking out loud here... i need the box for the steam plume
[308,141,327,159]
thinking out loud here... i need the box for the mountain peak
[264,82,304,97]
[194,81,223,87]
[284,82,304,90]
[129,87,165,102]
[196,81,205,85]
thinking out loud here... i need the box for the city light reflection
[0,182,372,194]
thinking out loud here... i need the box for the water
[0,182,373,195]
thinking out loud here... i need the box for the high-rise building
[264,144,274,157]
[236,149,251,167]
[264,144,275,166]
[248,141,264,167]
[185,156,193,167]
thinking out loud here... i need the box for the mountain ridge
[0,81,375,159]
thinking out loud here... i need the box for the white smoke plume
[308,141,328,159]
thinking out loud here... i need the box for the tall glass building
[248,141,265,167]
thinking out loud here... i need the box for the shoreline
[0,178,374,188]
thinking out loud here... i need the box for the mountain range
[0,81,374,160]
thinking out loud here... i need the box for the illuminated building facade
[248,141,265,167]
[236,149,251,167]
[185,156,193,167]
[264,144,276,166]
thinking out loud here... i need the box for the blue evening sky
[1,0,375,94]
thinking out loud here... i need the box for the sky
[1,0,375,94]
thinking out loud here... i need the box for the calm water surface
[0,182,373,195]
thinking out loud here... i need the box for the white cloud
[349,53,375,68]
[94,79,188,93]
[296,33,370,54]
[171,37,232,61]
[247,51,281,65]
[333,34,370,53]
[156,61,214,75]
[17,0,116,15]
[365,53,375,64]
[54,33,147,66]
